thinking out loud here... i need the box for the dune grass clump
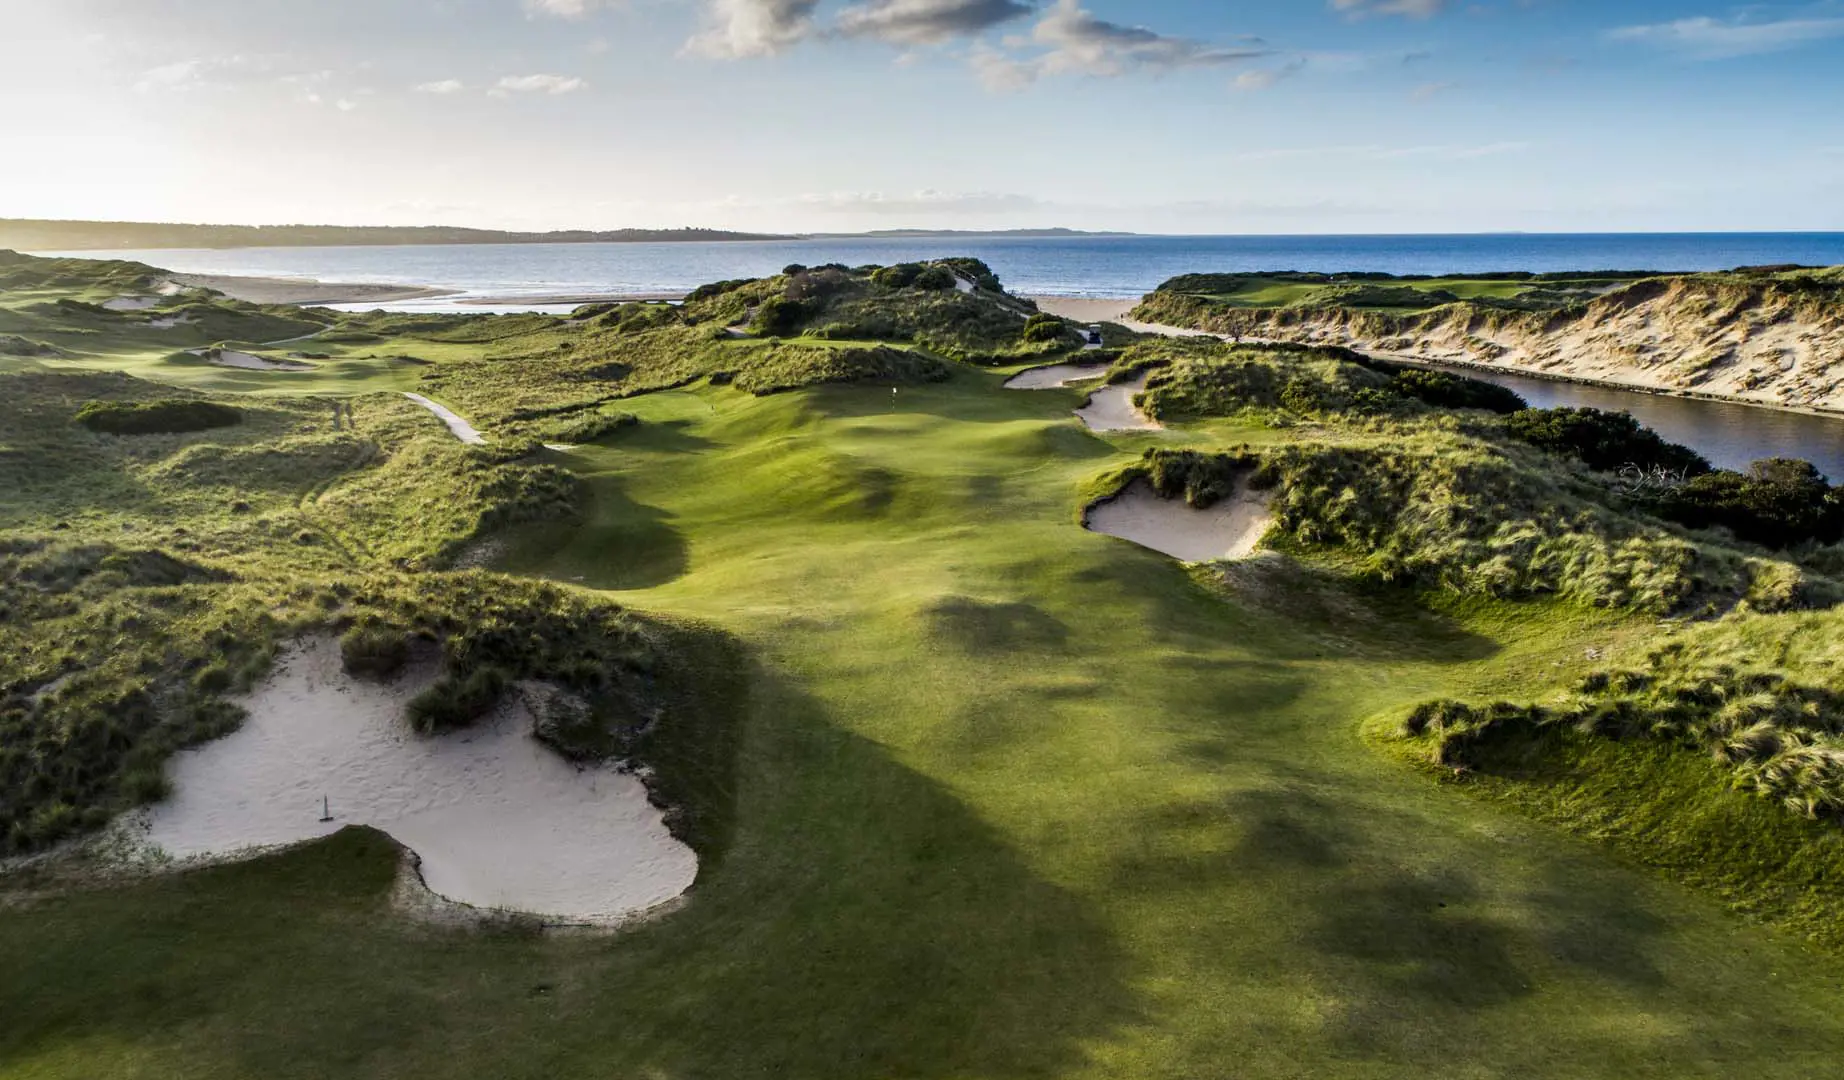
[74,399,242,436]
[339,622,412,681]
[407,664,510,734]
[1114,438,1835,616]
[546,410,638,444]
[1400,604,1844,831]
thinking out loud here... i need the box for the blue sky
[6,0,1844,232]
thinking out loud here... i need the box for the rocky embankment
[1134,275,1844,413]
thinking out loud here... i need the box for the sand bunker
[1004,362,1111,390]
[1086,479,1273,563]
[403,393,486,445]
[115,638,697,922]
[102,296,161,312]
[188,348,312,372]
[1076,374,1161,432]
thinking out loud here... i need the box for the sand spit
[169,274,459,307]
[1004,362,1111,390]
[1076,374,1161,432]
[111,638,697,923]
[459,291,685,306]
[1086,479,1273,563]
[402,393,486,445]
[187,347,312,372]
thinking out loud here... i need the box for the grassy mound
[75,399,242,436]
[1111,441,1833,616]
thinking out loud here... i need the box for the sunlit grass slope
[11,369,1844,1078]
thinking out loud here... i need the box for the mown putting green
[10,365,1844,1078]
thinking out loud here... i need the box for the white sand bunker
[1004,362,1111,390]
[118,638,697,922]
[1086,479,1273,563]
[403,392,486,445]
[1076,374,1161,432]
[188,347,312,372]
[103,296,161,311]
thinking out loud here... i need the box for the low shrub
[753,295,808,337]
[75,399,242,436]
[1021,314,1072,344]
[1507,407,1711,475]
[1654,459,1844,549]
[1390,368,1526,414]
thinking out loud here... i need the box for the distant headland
[1,218,1139,252]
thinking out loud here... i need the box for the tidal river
[1455,367,1844,481]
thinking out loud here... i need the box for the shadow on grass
[924,595,1072,653]
[500,477,690,590]
[0,660,1134,1080]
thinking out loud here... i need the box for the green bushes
[1021,314,1072,344]
[870,263,957,292]
[1389,368,1526,414]
[684,278,757,303]
[75,399,242,436]
[752,295,809,337]
[1654,459,1844,548]
[1507,407,1711,475]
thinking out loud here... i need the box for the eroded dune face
[117,638,697,922]
[1174,278,1844,413]
[1085,479,1272,563]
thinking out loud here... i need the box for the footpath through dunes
[115,638,696,923]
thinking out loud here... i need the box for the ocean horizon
[38,231,1844,312]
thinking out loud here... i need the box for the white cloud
[133,59,209,93]
[975,0,1268,88]
[415,79,467,94]
[1607,14,1844,59]
[1236,58,1306,91]
[1331,0,1446,18]
[490,74,588,96]
[684,0,822,57]
[524,0,618,17]
[836,0,1034,45]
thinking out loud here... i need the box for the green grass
[11,255,1844,1076]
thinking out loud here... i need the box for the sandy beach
[455,291,687,306]
[171,273,460,306]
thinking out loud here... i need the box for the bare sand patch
[403,393,486,445]
[187,347,312,372]
[1076,374,1161,432]
[1004,362,1111,390]
[147,315,194,330]
[111,638,697,923]
[1026,296,1225,340]
[102,296,161,312]
[1085,479,1273,563]
[170,274,459,306]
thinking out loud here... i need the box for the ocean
[39,232,1844,313]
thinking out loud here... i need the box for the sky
[4,0,1844,234]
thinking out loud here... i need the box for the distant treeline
[0,219,794,252]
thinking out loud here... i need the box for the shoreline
[170,273,461,306]
[455,291,686,306]
[1025,295,1844,424]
